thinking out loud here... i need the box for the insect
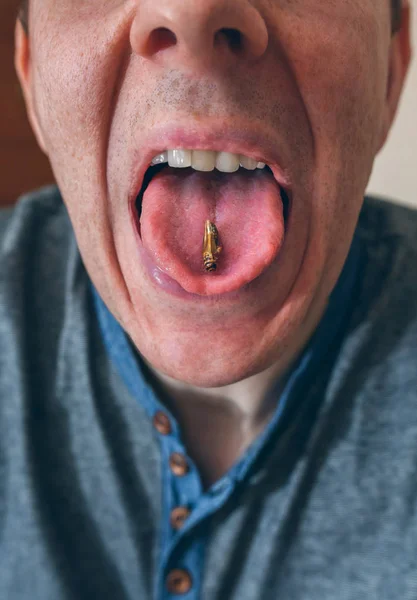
[202,220,222,272]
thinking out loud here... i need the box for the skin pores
[19,0,408,387]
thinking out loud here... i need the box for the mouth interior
[136,163,167,220]
[135,164,289,222]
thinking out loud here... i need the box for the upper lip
[128,119,292,206]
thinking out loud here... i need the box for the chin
[161,364,258,389]
[138,334,277,389]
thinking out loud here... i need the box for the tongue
[140,167,285,295]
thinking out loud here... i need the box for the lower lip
[129,187,291,301]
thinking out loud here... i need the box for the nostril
[215,28,243,53]
[146,27,177,56]
[131,2,268,64]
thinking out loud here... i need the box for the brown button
[166,569,193,595]
[153,411,172,435]
[170,506,191,530]
[169,452,189,477]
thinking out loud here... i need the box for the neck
[154,359,289,425]
[148,361,291,489]
[143,294,329,488]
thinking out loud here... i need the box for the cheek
[265,0,389,162]
[292,19,388,156]
[273,9,390,297]
[282,9,389,230]
[30,12,129,183]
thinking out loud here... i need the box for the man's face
[20,0,408,386]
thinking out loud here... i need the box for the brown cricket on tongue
[138,164,286,296]
[202,220,222,273]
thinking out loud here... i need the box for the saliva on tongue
[139,166,285,296]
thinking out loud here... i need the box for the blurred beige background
[367,2,416,207]
[0,1,415,208]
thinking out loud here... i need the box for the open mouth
[136,162,290,221]
[133,150,290,296]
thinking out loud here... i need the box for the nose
[130,0,269,71]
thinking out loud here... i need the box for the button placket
[153,407,204,599]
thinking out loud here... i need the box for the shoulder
[356,196,417,303]
[0,185,77,316]
[342,196,417,393]
[358,195,417,247]
[0,185,72,260]
[0,186,85,380]
[0,186,79,295]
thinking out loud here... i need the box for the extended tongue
[140,167,285,295]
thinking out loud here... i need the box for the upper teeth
[151,150,266,173]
